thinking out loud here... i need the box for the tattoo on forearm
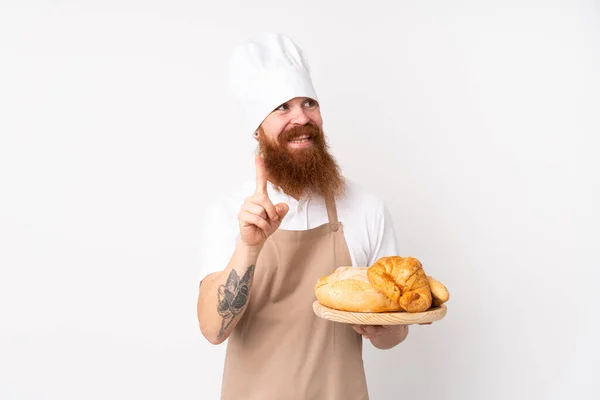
[217,265,255,338]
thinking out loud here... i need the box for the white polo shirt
[198,179,400,280]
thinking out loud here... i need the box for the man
[197,33,414,399]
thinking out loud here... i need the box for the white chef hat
[228,33,319,135]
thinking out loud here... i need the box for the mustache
[277,123,322,144]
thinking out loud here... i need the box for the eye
[274,103,289,111]
[303,99,318,108]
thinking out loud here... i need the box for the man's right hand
[238,154,289,248]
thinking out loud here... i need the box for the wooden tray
[313,301,447,325]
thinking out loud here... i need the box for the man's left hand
[352,322,431,349]
[352,323,431,338]
[352,324,403,340]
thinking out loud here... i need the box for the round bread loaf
[314,267,403,312]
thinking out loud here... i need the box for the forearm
[197,241,263,344]
[369,325,409,350]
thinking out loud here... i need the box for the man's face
[259,97,324,148]
[256,97,344,200]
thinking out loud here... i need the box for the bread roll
[427,275,450,307]
[315,267,403,312]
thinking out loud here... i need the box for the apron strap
[325,197,340,232]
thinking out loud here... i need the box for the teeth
[290,136,310,143]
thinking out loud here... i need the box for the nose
[290,107,310,126]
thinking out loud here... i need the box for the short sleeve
[197,196,240,283]
[368,201,400,266]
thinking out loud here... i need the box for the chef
[197,33,418,399]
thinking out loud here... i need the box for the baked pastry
[367,256,433,313]
[315,257,450,314]
[314,267,404,312]
[427,275,450,307]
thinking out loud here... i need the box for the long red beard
[258,123,345,200]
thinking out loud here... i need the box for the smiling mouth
[288,135,311,144]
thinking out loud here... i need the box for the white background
[1,1,599,399]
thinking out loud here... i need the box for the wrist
[236,240,264,257]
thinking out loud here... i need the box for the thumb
[275,203,289,219]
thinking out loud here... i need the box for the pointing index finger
[255,154,268,195]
